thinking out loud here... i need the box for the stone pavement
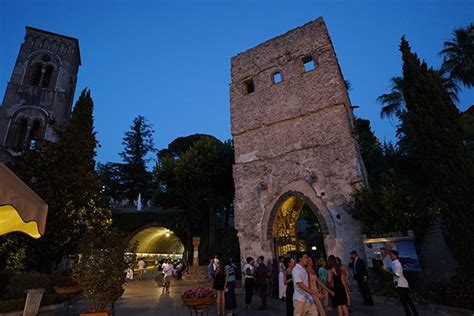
[110,272,470,316]
[42,270,471,316]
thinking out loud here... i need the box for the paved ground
[44,270,471,315]
[112,272,467,316]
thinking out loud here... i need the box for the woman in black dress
[213,262,226,316]
[284,257,296,316]
[327,255,349,316]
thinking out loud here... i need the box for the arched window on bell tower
[26,54,57,89]
[27,120,42,149]
[31,63,43,86]
[42,65,54,88]
[16,118,29,150]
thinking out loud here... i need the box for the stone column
[192,237,200,267]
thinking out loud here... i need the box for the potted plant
[182,287,216,313]
[75,228,131,315]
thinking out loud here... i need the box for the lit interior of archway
[272,195,325,258]
[129,227,184,258]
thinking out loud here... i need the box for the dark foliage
[400,37,474,278]
[1,89,111,271]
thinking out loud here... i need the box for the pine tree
[120,115,155,203]
[400,37,474,278]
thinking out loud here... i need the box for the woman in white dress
[278,256,287,299]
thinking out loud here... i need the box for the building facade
[0,27,81,163]
[231,18,367,261]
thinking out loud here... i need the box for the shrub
[5,272,51,299]
[0,271,15,297]
[49,271,78,287]
[75,228,132,312]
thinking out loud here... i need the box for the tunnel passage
[128,226,185,261]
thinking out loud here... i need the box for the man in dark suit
[255,256,268,310]
[349,250,374,306]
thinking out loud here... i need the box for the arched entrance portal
[272,194,326,259]
[128,226,185,261]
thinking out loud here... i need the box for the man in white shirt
[161,259,174,293]
[388,250,419,316]
[137,258,146,280]
[242,257,255,309]
[292,251,320,316]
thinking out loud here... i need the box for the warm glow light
[0,205,42,238]
[165,233,170,238]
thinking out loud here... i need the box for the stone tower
[0,27,81,163]
[230,18,367,261]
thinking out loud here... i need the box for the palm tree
[378,71,460,119]
[440,23,474,88]
[377,76,405,119]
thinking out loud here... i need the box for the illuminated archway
[128,226,185,260]
[272,193,326,259]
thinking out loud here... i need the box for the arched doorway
[128,226,185,262]
[271,193,326,259]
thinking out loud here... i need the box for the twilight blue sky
[1,0,473,166]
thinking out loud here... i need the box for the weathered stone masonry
[230,17,367,261]
[0,27,80,163]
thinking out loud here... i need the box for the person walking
[336,257,352,312]
[207,259,215,288]
[242,257,255,309]
[318,258,330,311]
[284,257,295,316]
[256,256,268,310]
[162,259,174,293]
[137,258,146,280]
[385,250,419,316]
[278,256,287,300]
[307,256,327,316]
[213,262,226,316]
[327,255,349,316]
[292,252,321,316]
[224,258,237,315]
[349,250,374,306]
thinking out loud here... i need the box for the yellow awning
[0,163,48,238]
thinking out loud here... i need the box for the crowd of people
[206,249,417,316]
[127,249,418,316]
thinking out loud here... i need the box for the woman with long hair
[336,257,351,312]
[213,261,226,316]
[307,256,334,316]
[283,257,295,316]
[327,255,349,316]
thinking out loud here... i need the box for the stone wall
[230,17,367,262]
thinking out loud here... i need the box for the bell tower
[0,26,81,163]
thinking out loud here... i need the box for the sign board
[363,230,422,272]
